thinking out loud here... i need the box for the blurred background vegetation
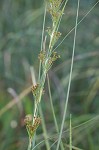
[0,0,99,150]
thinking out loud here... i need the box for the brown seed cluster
[31,84,39,97]
[31,84,39,92]
[49,9,62,25]
[38,51,46,63]
[48,0,63,26]
[24,115,41,139]
[48,31,62,49]
[52,51,60,61]
[49,0,62,10]
[53,31,61,42]
[33,117,41,129]
[45,51,60,71]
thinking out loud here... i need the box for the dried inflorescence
[49,9,62,25]
[33,116,41,130]
[38,50,46,63]
[51,51,60,61]
[31,84,42,103]
[48,0,63,26]
[38,47,60,72]
[46,0,63,50]
[24,115,41,140]
[31,84,39,96]
[48,0,62,14]
[45,51,60,71]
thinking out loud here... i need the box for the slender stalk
[47,75,59,132]
[70,114,72,150]
[28,139,32,150]
[39,2,47,80]
[56,0,80,149]
[47,74,64,150]
[39,105,50,150]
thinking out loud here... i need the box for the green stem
[39,105,50,150]
[28,138,32,150]
[70,114,72,150]
[56,0,80,149]
[47,75,64,150]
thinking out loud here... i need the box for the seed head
[38,51,46,63]
[24,115,41,139]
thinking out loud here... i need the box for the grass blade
[56,0,80,149]
[70,114,72,150]
[47,74,64,150]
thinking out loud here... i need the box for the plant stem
[39,2,47,80]
[28,139,32,150]
[56,0,80,149]
[70,114,72,150]
[47,74,64,150]
[39,104,50,150]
